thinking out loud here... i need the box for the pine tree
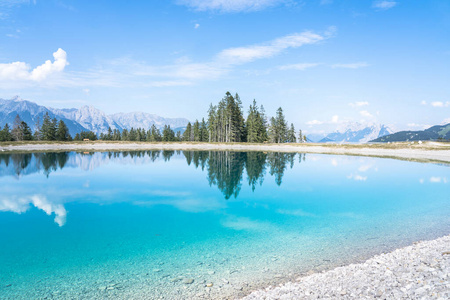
[200,118,208,142]
[183,122,192,141]
[269,107,287,143]
[287,123,296,143]
[20,121,33,141]
[56,120,71,141]
[162,125,175,141]
[106,127,113,140]
[33,116,42,141]
[121,129,129,141]
[298,129,304,143]
[0,124,13,141]
[193,120,200,141]
[11,114,24,141]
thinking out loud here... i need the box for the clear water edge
[0,150,449,299]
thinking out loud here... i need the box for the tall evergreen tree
[33,116,42,141]
[193,120,200,141]
[56,120,71,141]
[20,121,33,141]
[0,124,13,141]
[162,125,175,141]
[269,107,288,143]
[287,123,296,143]
[11,114,23,141]
[200,118,208,142]
[183,122,192,141]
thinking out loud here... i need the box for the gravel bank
[243,235,450,299]
[1,142,450,163]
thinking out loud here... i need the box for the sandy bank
[1,142,450,164]
[242,235,450,299]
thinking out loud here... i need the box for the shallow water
[0,151,449,299]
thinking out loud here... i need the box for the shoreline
[242,234,450,299]
[1,141,450,164]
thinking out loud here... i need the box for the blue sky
[0,0,449,134]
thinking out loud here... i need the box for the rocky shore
[243,235,450,299]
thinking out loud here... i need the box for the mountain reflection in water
[0,150,306,199]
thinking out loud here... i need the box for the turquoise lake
[0,151,449,299]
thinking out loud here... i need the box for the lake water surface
[0,151,449,299]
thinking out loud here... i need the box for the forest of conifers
[0,92,305,143]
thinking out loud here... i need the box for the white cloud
[194,23,200,29]
[306,120,323,125]
[177,0,285,13]
[442,118,450,125]
[359,110,374,118]
[0,48,68,81]
[0,195,67,227]
[421,100,427,105]
[278,63,321,71]
[347,174,367,181]
[332,62,369,69]
[0,29,330,89]
[429,177,447,183]
[217,31,325,64]
[358,164,372,172]
[82,88,90,95]
[349,101,369,107]
[372,1,397,10]
[431,101,450,107]
[331,115,339,123]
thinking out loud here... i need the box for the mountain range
[0,96,189,135]
[308,123,394,143]
[370,123,450,142]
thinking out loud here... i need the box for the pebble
[206,283,213,287]
[182,278,194,284]
[243,235,450,300]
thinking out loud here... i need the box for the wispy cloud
[331,62,369,69]
[0,29,330,89]
[177,0,286,13]
[347,174,367,181]
[194,23,200,29]
[278,63,321,71]
[0,0,34,19]
[349,101,369,107]
[431,101,450,107]
[217,31,325,64]
[359,110,374,118]
[306,120,323,125]
[372,1,397,10]
[430,177,448,183]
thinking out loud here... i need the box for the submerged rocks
[243,235,450,299]
[182,278,194,284]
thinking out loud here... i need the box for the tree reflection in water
[0,150,306,199]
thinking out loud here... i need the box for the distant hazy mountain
[0,96,189,135]
[311,123,394,143]
[111,112,188,133]
[370,123,450,142]
[0,96,87,135]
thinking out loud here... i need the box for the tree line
[0,113,72,142]
[1,92,306,143]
